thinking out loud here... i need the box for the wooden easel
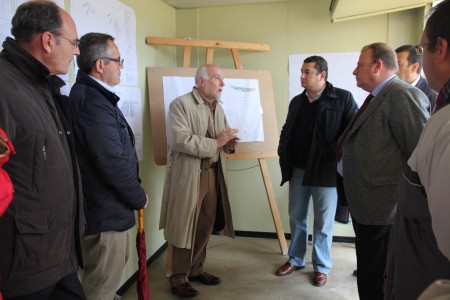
[146,37,288,276]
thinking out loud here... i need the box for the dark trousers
[170,168,217,288]
[352,217,391,300]
[4,272,85,300]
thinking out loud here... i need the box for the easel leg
[258,158,288,255]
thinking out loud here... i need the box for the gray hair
[76,32,115,74]
[11,1,62,43]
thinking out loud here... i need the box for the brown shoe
[171,282,200,298]
[313,272,327,286]
[275,261,304,276]
[188,272,221,285]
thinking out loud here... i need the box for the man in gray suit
[337,42,429,300]
[395,44,438,113]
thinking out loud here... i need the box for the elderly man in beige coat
[160,64,239,298]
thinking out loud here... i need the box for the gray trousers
[79,231,129,300]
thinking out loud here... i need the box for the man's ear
[436,37,449,63]
[374,59,383,73]
[41,32,54,54]
[411,62,420,74]
[93,58,104,74]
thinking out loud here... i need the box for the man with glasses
[69,32,148,300]
[395,44,437,113]
[385,1,450,299]
[276,56,357,286]
[0,1,86,299]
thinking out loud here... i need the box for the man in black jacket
[0,1,85,299]
[275,56,357,286]
[69,33,148,300]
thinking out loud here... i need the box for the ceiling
[164,0,293,9]
[163,0,434,22]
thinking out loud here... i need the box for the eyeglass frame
[53,32,80,49]
[414,41,433,55]
[300,71,321,78]
[101,57,124,66]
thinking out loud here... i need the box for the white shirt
[408,104,450,261]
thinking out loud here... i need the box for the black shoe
[188,272,221,285]
[171,282,200,298]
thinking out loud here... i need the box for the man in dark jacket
[0,1,86,299]
[275,56,357,286]
[69,32,148,300]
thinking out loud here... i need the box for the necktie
[336,93,374,161]
[434,92,444,113]
[353,93,374,121]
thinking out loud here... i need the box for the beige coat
[159,88,235,249]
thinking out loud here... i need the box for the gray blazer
[338,76,429,225]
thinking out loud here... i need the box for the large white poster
[162,76,264,142]
[70,0,138,86]
[289,52,369,107]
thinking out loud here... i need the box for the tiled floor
[120,235,358,299]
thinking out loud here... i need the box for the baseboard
[116,231,354,295]
[116,242,168,296]
[234,230,355,243]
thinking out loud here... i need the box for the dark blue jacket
[70,71,146,235]
[279,81,357,187]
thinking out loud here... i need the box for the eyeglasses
[102,57,124,66]
[301,71,321,78]
[54,33,80,49]
[414,41,433,55]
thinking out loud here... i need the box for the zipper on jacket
[42,145,47,160]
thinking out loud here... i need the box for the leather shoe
[352,269,357,277]
[313,272,327,286]
[275,261,304,276]
[188,272,221,285]
[171,282,200,298]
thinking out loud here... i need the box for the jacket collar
[301,81,337,102]
[75,70,120,106]
[1,37,51,87]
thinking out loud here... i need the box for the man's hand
[216,128,239,148]
[143,194,149,209]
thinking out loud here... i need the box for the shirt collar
[89,75,116,93]
[306,85,326,103]
[372,74,396,97]
[411,75,421,87]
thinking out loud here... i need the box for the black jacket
[416,76,437,114]
[70,71,146,235]
[0,38,85,297]
[279,81,357,187]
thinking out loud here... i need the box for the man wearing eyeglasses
[69,33,148,300]
[276,56,357,286]
[385,1,450,299]
[0,1,86,299]
[395,44,438,114]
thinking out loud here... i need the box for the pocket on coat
[10,207,72,277]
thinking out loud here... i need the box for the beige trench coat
[159,88,235,249]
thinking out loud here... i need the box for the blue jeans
[287,167,337,274]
